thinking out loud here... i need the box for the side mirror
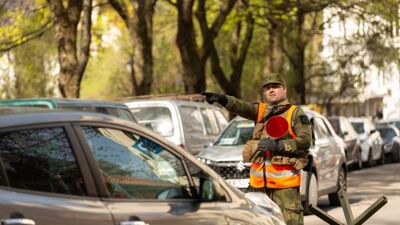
[343,131,349,136]
[370,130,376,134]
[203,142,213,149]
[199,178,216,202]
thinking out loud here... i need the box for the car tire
[392,144,400,163]
[303,172,318,215]
[377,147,385,165]
[354,148,363,170]
[364,148,374,167]
[328,166,347,206]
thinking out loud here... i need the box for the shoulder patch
[300,115,310,124]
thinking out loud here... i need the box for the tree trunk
[174,0,236,94]
[176,0,205,93]
[209,1,254,99]
[109,0,156,96]
[47,0,92,98]
[263,24,283,74]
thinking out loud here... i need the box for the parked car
[0,109,285,225]
[124,95,229,155]
[376,125,400,162]
[376,118,400,130]
[197,107,347,212]
[0,98,136,122]
[349,118,384,166]
[328,116,363,169]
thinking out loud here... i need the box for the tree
[208,0,254,98]
[169,0,236,93]
[47,0,92,98]
[108,0,157,95]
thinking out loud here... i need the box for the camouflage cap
[262,73,286,87]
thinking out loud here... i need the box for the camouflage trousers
[249,186,303,225]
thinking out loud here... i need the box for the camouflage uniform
[222,74,312,225]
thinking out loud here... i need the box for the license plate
[226,179,249,188]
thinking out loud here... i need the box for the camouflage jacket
[224,96,312,170]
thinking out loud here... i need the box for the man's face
[263,83,287,105]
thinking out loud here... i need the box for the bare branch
[108,0,130,27]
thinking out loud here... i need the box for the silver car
[124,97,228,155]
[0,109,284,225]
[197,107,347,211]
[349,118,384,167]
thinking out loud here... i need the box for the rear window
[328,118,340,135]
[130,107,174,137]
[377,128,397,141]
[351,122,365,134]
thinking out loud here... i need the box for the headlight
[245,192,285,223]
[196,157,213,165]
[384,143,393,151]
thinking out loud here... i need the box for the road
[305,162,400,225]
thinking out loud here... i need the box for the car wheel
[364,148,374,167]
[392,144,400,163]
[354,149,363,170]
[303,172,318,215]
[328,166,347,206]
[377,147,385,165]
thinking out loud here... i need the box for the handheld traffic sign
[265,115,288,139]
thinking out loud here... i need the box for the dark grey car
[0,110,284,225]
[376,126,400,162]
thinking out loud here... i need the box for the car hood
[198,145,244,162]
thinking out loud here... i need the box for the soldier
[202,73,312,225]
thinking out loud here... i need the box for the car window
[200,108,219,135]
[328,118,341,136]
[94,107,136,122]
[351,122,365,134]
[185,160,227,202]
[314,117,330,138]
[179,106,204,134]
[81,126,193,200]
[130,107,174,137]
[214,110,228,130]
[0,127,86,196]
[215,120,254,146]
[377,128,397,141]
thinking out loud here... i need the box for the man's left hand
[258,138,285,153]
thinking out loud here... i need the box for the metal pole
[309,204,345,225]
[352,196,388,225]
[339,189,354,224]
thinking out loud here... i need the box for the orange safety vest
[249,103,301,189]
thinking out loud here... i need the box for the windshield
[130,107,174,137]
[377,128,397,141]
[215,120,254,146]
[351,122,365,134]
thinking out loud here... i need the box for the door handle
[1,218,36,225]
[120,222,149,225]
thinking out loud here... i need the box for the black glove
[258,138,285,155]
[201,92,228,106]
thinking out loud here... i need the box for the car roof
[0,98,129,108]
[0,110,136,129]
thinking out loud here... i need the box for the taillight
[178,144,184,149]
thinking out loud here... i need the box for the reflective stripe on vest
[252,104,300,189]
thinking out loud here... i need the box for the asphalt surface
[305,162,400,225]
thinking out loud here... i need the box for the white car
[349,118,384,167]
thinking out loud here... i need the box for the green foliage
[0,0,51,51]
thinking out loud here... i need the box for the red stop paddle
[264,116,288,158]
[265,115,289,139]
